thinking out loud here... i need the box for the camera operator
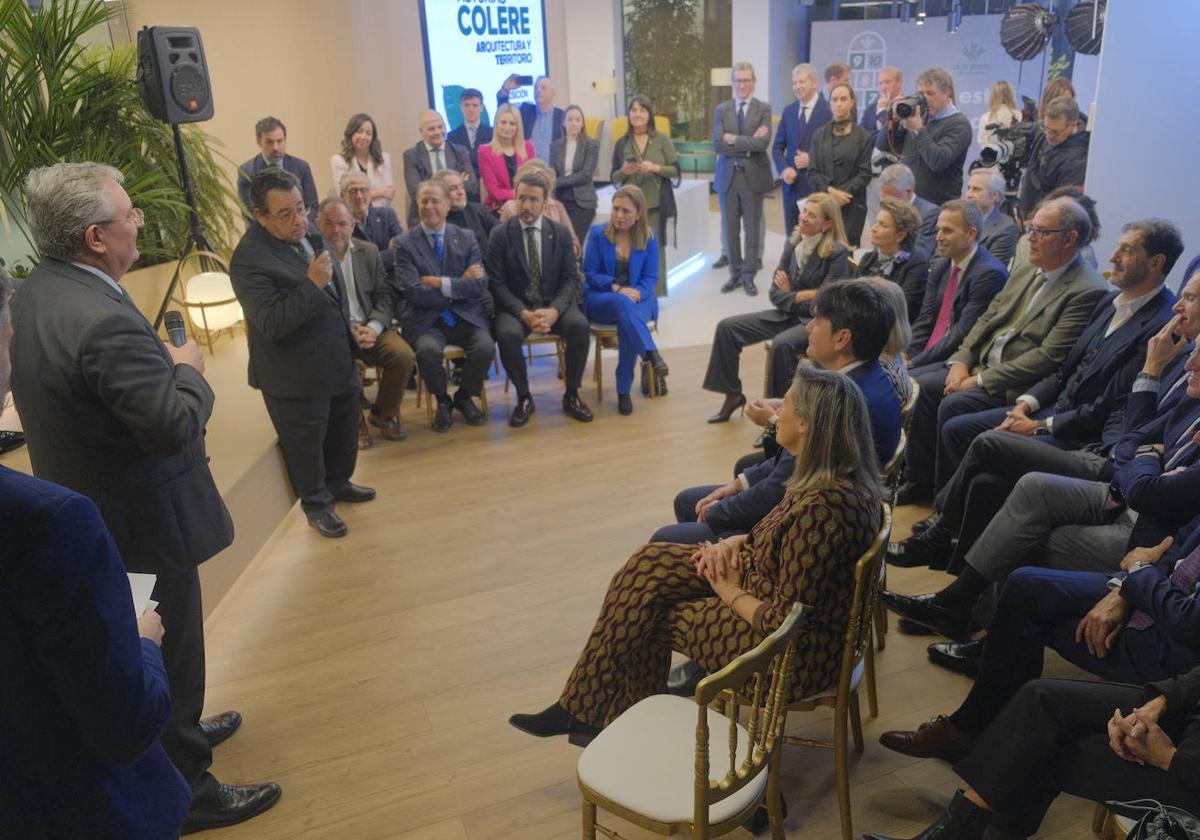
[1018,95,1091,218]
[877,67,973,205]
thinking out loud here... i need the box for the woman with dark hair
[805,82,873,245]
[552,105,600,247]
[612,94,679,297]
[509,363,883,745]
[330,113,395,208]
[855,195,929,323]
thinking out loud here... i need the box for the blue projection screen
[420,0,549,131]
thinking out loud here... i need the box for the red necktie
[925,264,961,350]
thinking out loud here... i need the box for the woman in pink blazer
[478,104,535,212]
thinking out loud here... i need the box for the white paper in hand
[127,572,158,617]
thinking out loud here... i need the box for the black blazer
[550,136,599,209]
[401,141,477,227]
[767,240,851,320]
[908,245,1009,366]
[230,223,359,400]
[447,202,499,254]
[394,222,490,338]
[352,205,404,278]
[9,259,233,577]
[806,124,873,208]
[854,248,930,324]
[446,122,494,176]
[485,216,580,317]
[237,153,319,217]
[912,195,940,258]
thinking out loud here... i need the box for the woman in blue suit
[583,185,668,415]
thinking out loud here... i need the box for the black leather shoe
[711,254,729,269]
[562,394,594,422]
[0,430,25,454]
[896,481,934,506]
[911,510,943,534]
[746,794,788,835]
[928,639,984,677]
[720,277,740,293]
[509,702,600,747]
[707,392,747,423]
[666,659,708,697]
[307,510,348,539]
[200,711,242,749]
[887,529,953,569]
[433,400,453,432]
[618,394,633,415]
[510,394,535,427]
[881,591,974,642]
[897,615,937,635]
[333,483,376,503]
[742,277,758,296]
[862,789,993,840]
[181,782,282,835]
[453,392,486,425]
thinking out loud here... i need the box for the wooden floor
[202,343,1099,840]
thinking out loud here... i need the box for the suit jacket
[9,259,233,577]
[401,140,477,226]
[478,141,535,211]
[979,207,1019,267]
[394,222,490,338]
[947,256,1108,402]
[0,467,191,839]
[486,216,580,317]
[854,248,931,325]
[229,223,359,399]
[908,245,1009,366]
[352,205,404,278]
[706,360,902,534]
[772,95,832,205]
[860,101,888,145]
[551,136,599,209]
[768,240,851,320]
[912,195,940,258]
[446,122,494,176]
[1027,286,1176,447]
[712,97,774,195]
[1122,525,1200,658]
[344,240,397,328]
[447,202,498,253]
[582,224,659,320]
[237,153,318,216]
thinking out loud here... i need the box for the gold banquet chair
[590,320,659,403]
[416,344,490,428]
[576,603,804,840]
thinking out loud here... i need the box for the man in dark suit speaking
[231,168,377,539]
[10,162,280,833]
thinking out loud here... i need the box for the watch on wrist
[1136,370,1161,382]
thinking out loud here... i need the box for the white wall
[563,0,620,123]
[1085,0,1200,288]
[731,0,802,110]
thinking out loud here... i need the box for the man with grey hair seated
[879,162,939,257]
[10,162,280,833]
[965,167,1019,266]
[339,171,403,279]
[1019,95,1091,218]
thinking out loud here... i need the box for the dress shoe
[896,481,934,506]
[897,616,937,635]
[369,412,407,441]
[0,430,26,454]
[666,659,709,697]
[509,394,535,427]
[928,639,984,677]
[200,710,242,749]
[644,351,670,396]
[746,794,788,834]
[181,782,282,835]
[720,276,740,293]
[887,529,953,569]
[334,483,376,503]
[433,400,454,432]
[880,591,974,642]
[509,702,602,747]
[707,392,747,423]
[453,392,486,425]
[618,394,634,415]
[911,510,942,534]
[711,254,729,269]
[879,715,976,762]
[742,277,758,296]
[861,789,994,840]
[357,415,373,450]
[307,510,348,538]
[562,393,594,422]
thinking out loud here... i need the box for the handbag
[1105,799,1200,840]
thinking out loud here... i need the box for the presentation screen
[420,0,549,131]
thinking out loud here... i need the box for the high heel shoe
[707,392,746,423]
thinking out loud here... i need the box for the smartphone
[514,74,534,87]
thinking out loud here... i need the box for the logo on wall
[953,40,990,78]
[847,32,887,109]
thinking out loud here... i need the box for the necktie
[737,101,745,134]
[433,147,445,172]
[432,232,456,328]
[1055,313,1114,413]
[1127,542,1200,630]
[798,104,808,131]
[1164,415,1200,470]
[925,264,961,350]
[524,226,543,305]
[292,240,339,304]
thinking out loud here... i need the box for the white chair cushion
[799,661,864,702]
[577,694,768,825]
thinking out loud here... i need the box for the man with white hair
[965,167,1019,265]
[497,73,564,160]
[772,63,831,238]
[879,162,939,256]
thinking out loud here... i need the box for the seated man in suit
[435,169,497,251]
[402,110,476,227]
[879,163,938,258]
[652,279,901,544]
[898,197,1108,504]
[907,199,1009,369]
[395,180,494,432]
[771,63,831,237]
[446,88,493,181]
[316,198,415,442]
[965,167,1019,266]
[340,171,403,280]
[486,167,593,427]
[237,116,318,218]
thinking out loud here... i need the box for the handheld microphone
[305,229,327,255]
[164,310,187,347]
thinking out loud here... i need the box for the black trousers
[702,310,808,398]
[560,195,596,252]
[152,566,220,805]
[412,320,495,400]
[495,305,589,397]
[906,363,1008,490]
[263,389,360,515]
[956,677,1200,837]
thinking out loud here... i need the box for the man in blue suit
[237,116,319,218]
[395,179,494,432]
[860,66,903,146]
[651,279,901,543]
[771,63,831,238]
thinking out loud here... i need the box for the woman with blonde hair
[510,363,883,745]
[478,104,534,211]
[582,185,667,414]
[978,81,1021,147]
[497,160,581,255]
[703,192,851,420]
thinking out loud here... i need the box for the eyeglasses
[1026,226,1064,239]
[344,186,371,196]
[267,204,307,222]
[97,207,144,227]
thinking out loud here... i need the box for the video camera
[969,96,1039,212]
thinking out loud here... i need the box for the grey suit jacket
[9,259,233,577]
[712,97,774,194]
[402,141,477,227]
[346,239,397,327]
[979,207,1019,266]
[550,136,599,209]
